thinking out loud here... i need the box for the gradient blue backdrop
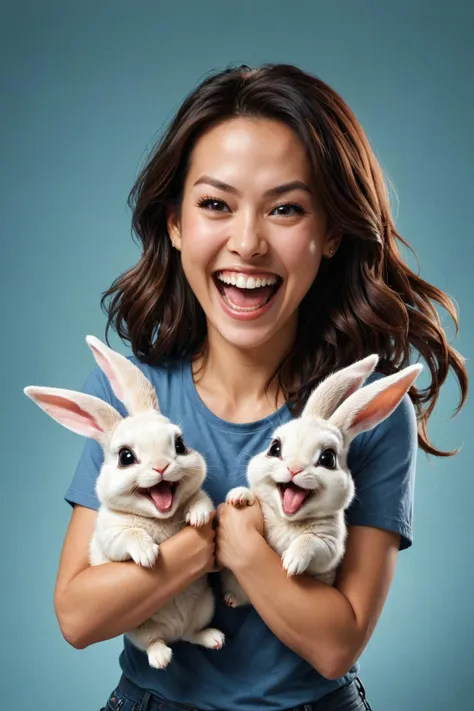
[2,1,472,709]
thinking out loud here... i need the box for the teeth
[217,272,279,289]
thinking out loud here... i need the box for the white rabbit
[24,335,225,669]
[221,354,422,607]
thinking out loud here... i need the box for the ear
[322,228,342,259]
[166,207,182,251]
[302,354,379,421]
[24,386,122,442]
[86,336,159,415]
[329,364,423,441]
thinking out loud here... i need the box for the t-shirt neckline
[181,358,291,434]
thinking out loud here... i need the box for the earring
[170,235,176,248]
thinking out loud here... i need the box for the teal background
[2,1,472,709]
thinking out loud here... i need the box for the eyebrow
[193,175,312,198]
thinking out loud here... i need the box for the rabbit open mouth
[277,482,311,515]
[140,481,179,513]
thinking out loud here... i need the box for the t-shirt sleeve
[64,366,123,511]
[346,391,418,551]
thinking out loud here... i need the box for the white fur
[24,335,224,668]
[221,355,422,606]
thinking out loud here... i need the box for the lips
[213,270,282,315]
[140,481,179,513]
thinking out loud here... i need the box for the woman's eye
[175,436,188,455]
[268,439,282,457]
[271,202,306,217]
[118,448,137,467]
[196,196,229,212]
[317,449,336,469]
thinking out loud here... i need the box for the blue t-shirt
[65,356,417,711]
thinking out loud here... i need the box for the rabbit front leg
[185,490,215,527]
[101,526,159,568]
[226,486,256,507]
[281,533,340,577]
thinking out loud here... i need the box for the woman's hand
[215,496,265,572]
[179,512,217,576]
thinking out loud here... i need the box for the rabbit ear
[302,354,379,421]
[24,386,122,442]
[329,364,423,441]
[85,335,159,415]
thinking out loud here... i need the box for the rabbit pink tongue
[149,482,173,512]
[283,484,309,515]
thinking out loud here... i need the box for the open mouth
[277,482,311,515]
[140,481,179,513]
[213,270,282,318]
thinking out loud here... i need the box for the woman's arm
[55,505,216,650]
[216,502,399,680]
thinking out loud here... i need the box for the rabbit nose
[288,466,303,479]
[153,462,169,476]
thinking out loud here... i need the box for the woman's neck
[192,324,295,424]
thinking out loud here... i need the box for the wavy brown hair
[101,63,467,456]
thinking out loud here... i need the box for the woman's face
[168,117,339,353]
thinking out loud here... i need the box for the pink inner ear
[89,345,125,403]
[36,394,103,438]
[351,381,409,431]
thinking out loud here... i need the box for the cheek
[180,210,223,261]
[284,246,322,297]
[279,228,323,275]
[308,240,319,256]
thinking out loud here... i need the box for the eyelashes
[195,195,307,217]
[196,196,228,212]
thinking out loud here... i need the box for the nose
[288,466,303,479]
[226,211,268,259]
[153,462,169,476]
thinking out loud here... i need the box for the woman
[56,64,467,711]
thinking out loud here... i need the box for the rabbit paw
[185,501,214,527]
[126,534,160,568]
[226,487,255,507]
[147,640,173,669]
[281,541,312,577]
[224,592,241,608]
[190,628,225,650]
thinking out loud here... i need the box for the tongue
[283,484,309,515]
[222,284,274,308]
[149,481,173,512]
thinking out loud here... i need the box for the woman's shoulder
[345,368,419,550]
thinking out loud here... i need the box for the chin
[211,320,272,350]
[212,315,297,354]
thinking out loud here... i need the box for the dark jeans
[101,674,373,711]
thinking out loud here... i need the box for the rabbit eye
[175,436,188,455]
[118,447,137,467]
[318,449,336,469]
[268,439,282,458]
